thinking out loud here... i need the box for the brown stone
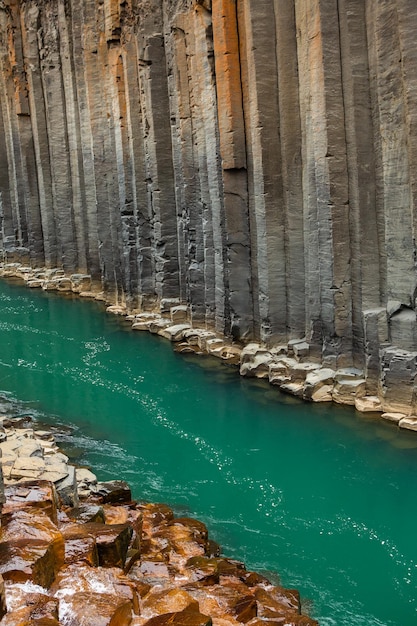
[62,522,133,569]
[0,540,60,588]
[60,592,132,626]
[91,481,132,505]
[0,592,59,626]
[254,586,300,614]
[142,607,212,626]
[142,588,200,617]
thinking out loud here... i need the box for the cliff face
[1,0,417,412]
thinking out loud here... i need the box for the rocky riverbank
[0,415,318,626]
[2,264,417,434]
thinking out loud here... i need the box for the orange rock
[52,564,139,615]
[62,522,133,569]
[0,540,61,588]
[60,591,132,626]
[142,588,199,617]
[141,607,212,626]
[138,503,174,537]
[0,510,64,588]
[254,585,300,613]
[0,591,59,626]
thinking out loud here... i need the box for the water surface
[0,279,416,625]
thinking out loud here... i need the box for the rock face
[1,0,417,410]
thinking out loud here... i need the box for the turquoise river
[0,279,416,626]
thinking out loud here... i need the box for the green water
[0,279,416,625]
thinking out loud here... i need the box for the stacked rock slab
[1,1,417,410]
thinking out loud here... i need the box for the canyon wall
[1,0,417,413]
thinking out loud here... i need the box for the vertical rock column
[0,0,43,265]
[166,12,206,321]
[238,0,287,344]
[136,0,180,302]
[212,0,252,340]
[338,0,381,365]
[295,0,352,367]
[193,3,227,331]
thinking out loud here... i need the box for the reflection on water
[0,279,417,626]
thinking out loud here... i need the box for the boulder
[89,481,131,505]
[158,324,192,342]
[61,522,133,569]
[381,412,405,424]
[52,564,139,615]
[332,379,366,405]
[399,416,417,432]
[59,592,132,626]
[142,588,200,617]
[240,349,275,379]
[354,396,382,413]
[0,540,62,588]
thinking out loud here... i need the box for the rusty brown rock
[142,607,212,626]
[0,592,59,626]
[0,540,61,588]
[61,522,133,569]
[60,592,132,626]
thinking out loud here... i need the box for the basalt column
[2,1,417,410]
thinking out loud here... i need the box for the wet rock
[60,591,132,626]
[184,557,220,585]
[62,531,99,567]
[0,540,61,588]
[129,560,171,585]
[246,616,318,626]
[254,587,300,615]
[142,588,199,617]
[52,564,139,616]
[1,591,59,626]
[182,583,255,623]
[67,505,106,525]
[2,481,59,524]
[141,607,212,626]
[61,522,133,569]
[55,466,78,507]
[89,481,132,505]
[0,511,64,588]
[2,417,32,429]
[139,503,175,535]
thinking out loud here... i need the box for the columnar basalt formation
[1,0,417,413]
